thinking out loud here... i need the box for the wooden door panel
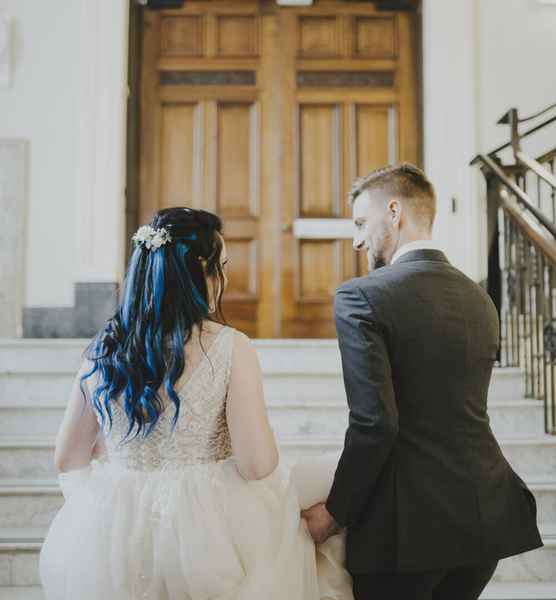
[298,239,342,302]
[355,104,396,175]
[225,238,258,299]
[216,102,259,218]
[354,16,397,58]
[216,15,259,57]
[298,16,340,58]
[299,103,341,217]
[159,103,200,208]
[160,16,204,57]
[213,100,260,334]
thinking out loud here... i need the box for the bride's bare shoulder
[195,322,255,350]
[192,321,225,337]
[192,322,240,347]
[229,330,259,365]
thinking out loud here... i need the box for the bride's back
[93,322,236,472]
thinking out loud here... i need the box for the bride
[39,207,353,600]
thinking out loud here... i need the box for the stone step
[0,407,64,439]
[486,401,546,439]
[0,475,555,532]
[1,582,553,600]
[0,528,44,588]
[0,374,74,408]
[0,439,54,480]
[267,400,544,440]
[531,480,556,526]
[279,436,556,479]
[0,338,524,377]
[0,337,525,402]
[499,438,556,481]
[0,371,349,407]
[488,367,526,403]
[492,524,556,583]
[0,483,63,529]
[280,436,556,479]
[480,582,556,599]
[0,525,554,588]
[0,338,347,376]
[2,586,556,600]
[0,368,526,409]
[0,339,86,374]
[0,398,545,440]
[1,434,555,481]
[0,588,44,600]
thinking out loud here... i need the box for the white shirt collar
[390,240,441,265]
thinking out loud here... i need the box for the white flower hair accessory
[132,225,173,251]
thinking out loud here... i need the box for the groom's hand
[301,503,341,544]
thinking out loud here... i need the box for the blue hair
[78,208,226,442]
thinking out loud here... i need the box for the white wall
[422,0,480,278]
[0,0,129,310]
[478,0,556,163]
[0,0,81,306]
[423,0,556,282]
[73,1,129,287]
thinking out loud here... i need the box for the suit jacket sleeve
[325,282,399,528]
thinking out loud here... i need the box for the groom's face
[352,189,398,272]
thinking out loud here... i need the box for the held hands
[301,502,341,544]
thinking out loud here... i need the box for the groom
[302,164,543,599]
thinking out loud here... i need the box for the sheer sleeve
[226,330,279,481]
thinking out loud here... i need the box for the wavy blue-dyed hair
[79,207,227,442]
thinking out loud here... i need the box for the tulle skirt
[39,455,352,600]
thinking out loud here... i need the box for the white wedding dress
[39,325,353,600]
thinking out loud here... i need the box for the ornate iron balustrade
[472,103,556,435]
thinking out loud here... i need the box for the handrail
[487,113,556,157]
[471,154,556,238]
[471,102,556,435]
[498,191,556,267]
[515,151,556,190]
[537,148,556,166]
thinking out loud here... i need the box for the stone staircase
[0,338,555,599]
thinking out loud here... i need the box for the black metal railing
[472,103,556,435]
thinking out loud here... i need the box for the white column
[74,0,130,284]
[422,0,484,281]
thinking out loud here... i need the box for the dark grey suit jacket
[326,249,543,574]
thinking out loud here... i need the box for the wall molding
[0,139,27,338]
[74,0,129,285]
[422,0,482,280]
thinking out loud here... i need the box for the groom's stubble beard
[367,221,397,272]
[368,249,386,271]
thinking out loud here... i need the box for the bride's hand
[301,502,341,544]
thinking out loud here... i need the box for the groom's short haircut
[349,163,437,229]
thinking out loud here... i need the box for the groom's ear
[387,198,402,225]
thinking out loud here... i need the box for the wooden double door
[139,0,420,337]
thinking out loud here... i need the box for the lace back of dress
[94,326,235,471]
